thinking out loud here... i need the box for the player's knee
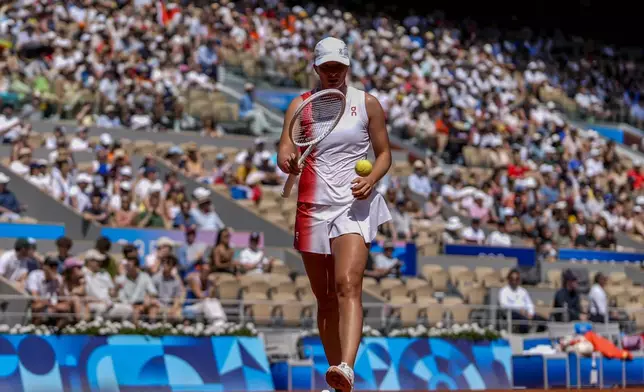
[316,292,338,311]
[335,276,361,299]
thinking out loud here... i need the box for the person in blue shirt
[173,200,197,230]
[197,39,218,80]
[0,173,21,220]
[239,83,270,136]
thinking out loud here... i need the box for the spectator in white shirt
[70,173,92,213]
[486,220,512,247]
[50,157,74,205]
[442,217,463,245]
[0,238,34,288]
[498,269,546,333]
[134,167,163,203]
[26,257,70,327]
[69,127,90,152]
[407,160,432,198]
[461,218,486,244]
[83,249,132,320]
[9,147,31,176]
[237,232,273,274]
[190,187,225,231]
[370,241,402,278]
[588,273,624,323]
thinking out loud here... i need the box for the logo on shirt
[350,106,357,116]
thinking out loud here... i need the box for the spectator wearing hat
[145,236,176,275]
[211,153,232,184]
[135,183,170,229]
[152,255,185,321]
[27,159,50,191]
[178,227,207,278]
[96,105,123,128]
[166,146,186,170]
[184,143,204,178]
[0,237,35,287]
[45,126,66,150]
[0,173,21,220]
[190,187,225,231]
[27,257,70,327]
[237,232,273,274]
[442,217,464,245]
[109,180,134,212]
[70,173,92,213]
[9,147,31,176]
[116,256,160,323]
[236,154,256,185]
[371,241,403,279]
[239,83,270,136]
[553,270,587,322]
[408,160,432,198]
[183,259,227,322]
[61,257,89,321]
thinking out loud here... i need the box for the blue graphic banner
[297,337,513,390]
[0,223,65,240]
[0,335,274,391]
[558,248,644,264]
[590,125,625,144]
[370,241,418,276]
[255,89,303,112]
[444,244,536,266]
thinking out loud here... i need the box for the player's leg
[302,251,342,366]
[326,233,368,390]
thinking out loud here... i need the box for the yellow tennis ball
[355,159,373,177]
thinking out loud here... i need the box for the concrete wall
[0,165,102,239]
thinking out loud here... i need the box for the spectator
[116,257,159,323]
[51,236,74,265]
[407,160,431,198]
[135,185,170,229]
[144,237,175,275]
[190,187,225,231]
[0,237,34,287]
[70,173,92,213]
[498,269,546,333]
[462,218,486,245]
[50,156,73,204]
[422,191,443,221]
[0,172,21,220]
[177,227,207,279]
[183,260,227,322]
[134,167,163,203]
[26,257,70,327]
[83,250,132,320]
[236,154,256,185]
[442,217,463,245]
[388,199,414,241]
[211,153,232,184]
[69,127,90,152]
[553,270,587,322]
[238,232,273,274]
[27,160,50,191]
[9,147,31,176]
[371,241,403,278]
[61,257,88,321]
[173,200,197,230]
[487,221,512,247]
[82,192,109,225]
[209,227,237,274]
[239,83,270,136]
[152,255,184,321]
[112,193,138,227]
[184,144,204,178]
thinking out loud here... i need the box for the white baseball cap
[314,37,350,66]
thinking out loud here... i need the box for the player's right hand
[283,153,301,175]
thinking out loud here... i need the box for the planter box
[298,337,513,390]
[0,334,274,391]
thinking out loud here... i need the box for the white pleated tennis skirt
[294,192,392,255]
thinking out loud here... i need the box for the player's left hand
[351,177,374,200]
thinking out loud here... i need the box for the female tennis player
[278,37,392,392]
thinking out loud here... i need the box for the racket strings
[292,94,345,146]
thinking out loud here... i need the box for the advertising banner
[445,244,536,266]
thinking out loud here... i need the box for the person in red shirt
[628,162,644,190]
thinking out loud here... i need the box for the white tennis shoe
[325,362,354,392]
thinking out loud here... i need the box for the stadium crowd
[1,0,644,255]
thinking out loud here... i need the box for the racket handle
[281,174,298,198]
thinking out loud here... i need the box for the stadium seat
[216,281,241,300]
[428,270,449,292]
[409,286,434,303]
[399,304,421,327]
[423,302,444,326]
[379,278,403,290]
[245,303,275,326]
[421,264,443,281]
[244,281,271,297]
[382,285,409,300]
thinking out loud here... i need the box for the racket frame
[281,89,346,198]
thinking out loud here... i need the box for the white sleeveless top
[298,86,370,206]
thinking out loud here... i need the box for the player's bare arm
[277,96,303,175]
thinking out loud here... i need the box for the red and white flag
[157,1,180,26]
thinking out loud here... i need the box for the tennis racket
[281,89,346,198]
